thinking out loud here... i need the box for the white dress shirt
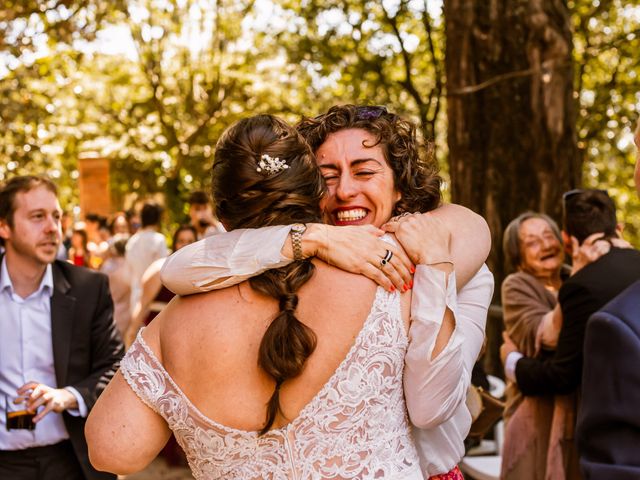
[160,227,495,476]
[126,228,169,308]
[0,258,86,450]
[504,351,524,382]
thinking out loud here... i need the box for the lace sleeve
[119,332,171,416]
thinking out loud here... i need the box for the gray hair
[503,212,562,274]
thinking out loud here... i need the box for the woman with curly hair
[160,105,494,479]
[84,114,451,478]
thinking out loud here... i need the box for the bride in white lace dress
[85,115,456,479]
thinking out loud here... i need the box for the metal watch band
[291,224,306,261]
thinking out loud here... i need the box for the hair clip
[256,154,289,175]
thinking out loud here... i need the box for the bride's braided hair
[211,115,325,435]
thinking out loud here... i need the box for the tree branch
[448,57,570,96]
[382,1,430,137]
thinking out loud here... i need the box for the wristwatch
[290,223,307,261]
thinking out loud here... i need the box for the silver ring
[380,249,393,267]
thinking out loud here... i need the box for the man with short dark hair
[0,175,123,479]
[576,122,640,478]
[187,190,225,239]
[501,188,640,478]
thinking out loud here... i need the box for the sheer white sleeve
[405,264,494,429]
[160,226,293,295]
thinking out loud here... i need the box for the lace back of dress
[119,288,421,479]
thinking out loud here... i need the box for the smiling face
[316,128,401,228]
[0,185,62,268]
[518,217,564,279]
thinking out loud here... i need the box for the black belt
[0,439,73,459]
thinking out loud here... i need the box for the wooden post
[77,154,111,217]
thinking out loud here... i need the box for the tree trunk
[444,0,581,377]
[444,0,580,291]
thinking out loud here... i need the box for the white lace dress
[120,287,423,479]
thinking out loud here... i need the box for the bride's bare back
[151,259,410,432]
[86,259,421,479]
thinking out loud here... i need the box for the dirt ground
[119,458,193,480]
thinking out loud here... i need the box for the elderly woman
[500,212,570,480]
[160,105,494,479]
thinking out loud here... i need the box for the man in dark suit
[576,122,640,479]
[502,189,640,396]
[0,175,124,479]
[500,189,640,476]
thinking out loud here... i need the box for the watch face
[292,224,306,233]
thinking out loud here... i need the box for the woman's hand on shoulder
[381,211,452,268]
[383,204,490,289]
[307,223,414,292]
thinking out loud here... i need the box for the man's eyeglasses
[355,105,389,121]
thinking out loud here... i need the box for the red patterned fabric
[429,465,464,480]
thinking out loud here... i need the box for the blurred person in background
[125,201,168,310]
[56,210,73,261]
[500,212,570,480]
[108,212,130,237]
[187,190,225,239]
[100,234,132,337]
[68,227,91,268]
[125,208,141,234]
[82,214,109,269]
[124,225,197,347]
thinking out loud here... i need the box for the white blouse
[160,225,494,476]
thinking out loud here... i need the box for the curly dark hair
[296,104,442,215]
[211,114,325,435]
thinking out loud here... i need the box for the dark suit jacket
[51,260,124,480]
[1,256,124,480]
[515,247,640,396]
[576,280,640,479]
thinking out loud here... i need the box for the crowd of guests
[0,105,638,480]
[49,191,224,344]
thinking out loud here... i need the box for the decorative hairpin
[256,153,289,175]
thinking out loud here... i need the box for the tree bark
[444,0,580,378]
[444,0,580,290]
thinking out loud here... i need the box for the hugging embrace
[86,105,494,480]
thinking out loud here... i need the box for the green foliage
[571,0,640,246]
[0,0,638,244]
[271,1,445,137]
[0,0,126,58]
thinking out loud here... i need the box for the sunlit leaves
[572,0,640,243]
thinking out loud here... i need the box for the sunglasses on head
[354,105,389,121]
[562,188,609,204]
